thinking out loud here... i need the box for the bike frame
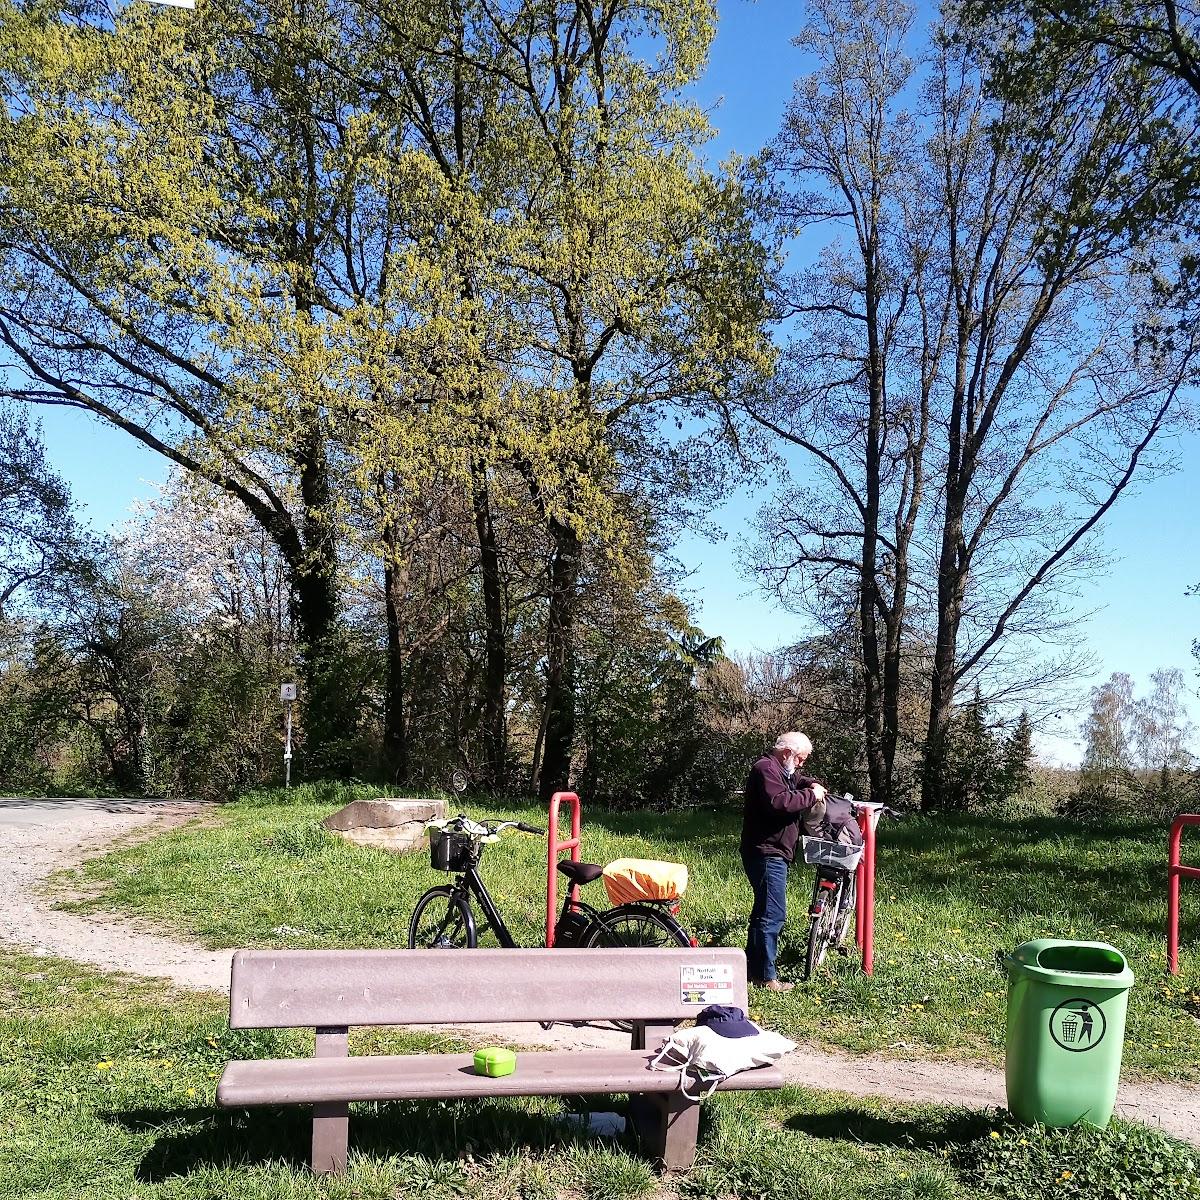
[811,866,853,921]
[442,861,519,948]
[441,853,672,949]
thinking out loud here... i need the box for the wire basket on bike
[801,836,863,873]
[429,828,476,872]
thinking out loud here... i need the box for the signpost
[280,683,297,787]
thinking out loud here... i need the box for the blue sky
[30,0,1200,765]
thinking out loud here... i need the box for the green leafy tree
[0,0,454,772]
[1002,710,1035,799]
[1070,669,1196,817]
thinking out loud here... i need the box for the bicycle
[408,813,696,953]
[800,798,898,981]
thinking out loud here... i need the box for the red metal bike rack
[1168,813,1200,975]
[546,791,582,947]
[854,806,882,976]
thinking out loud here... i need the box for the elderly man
[740,732,827,990]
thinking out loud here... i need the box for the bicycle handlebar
[845,797,904,821]
[445,815,546,837]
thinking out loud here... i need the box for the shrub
[954,1114,1200,1200]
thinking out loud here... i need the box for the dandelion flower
[989,1131,1001,1140]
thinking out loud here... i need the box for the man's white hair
[773,731,812,755]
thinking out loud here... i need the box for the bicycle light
[473,1047,517,1077]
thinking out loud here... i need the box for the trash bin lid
[1002,938,1134,989]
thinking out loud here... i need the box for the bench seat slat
[218,1051,784,1106]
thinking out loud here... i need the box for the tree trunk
[922,490,967,809]
[471,459,507,792]
[292,423,350,777]
[382,553,409,785]
[859,256,888,805]
[880,603,903,804]
[538,518,580,804]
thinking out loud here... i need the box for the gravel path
[2,796,1197,1145]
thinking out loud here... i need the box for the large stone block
[322,798,446,854]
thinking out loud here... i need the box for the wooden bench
[217,946,783,1172]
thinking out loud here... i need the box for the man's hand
[810,782,827,802]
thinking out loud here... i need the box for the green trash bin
[1000,939,1134,1128]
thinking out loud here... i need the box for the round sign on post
[280,683,297,786]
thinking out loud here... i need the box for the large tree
[747,0,1197,806]
[0,0,452,771]
[746,0,933,806]
[358,1,775,799]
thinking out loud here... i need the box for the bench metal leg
[312,1101,349,1174]
[311,1025,350,1173]
[630,1091,700,1170]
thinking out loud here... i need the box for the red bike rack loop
[854,806,882,976]
[1168,814,1200,975]
[546,791,581,947]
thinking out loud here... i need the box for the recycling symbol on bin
[1049,998,1106,1051]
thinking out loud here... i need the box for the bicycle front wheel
[803,880,839,981]
[581,903,692,949]
[832,872,856,949]
[408,886,477,949]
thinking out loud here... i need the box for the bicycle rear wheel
[408,886,477,949]
[581,903,692,949]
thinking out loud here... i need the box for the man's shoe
[753,978,794,992]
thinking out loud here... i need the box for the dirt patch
[0,797,232,992]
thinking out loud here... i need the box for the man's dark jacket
[740,754,822,863]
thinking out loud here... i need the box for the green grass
[4,949,1197,1199]
[51,782,1200,1080]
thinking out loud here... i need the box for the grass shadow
[106,1105,314,1178]
[783,1105,993,1150]
[109,1097,638,1180]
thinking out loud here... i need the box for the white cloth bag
[647,1024,796,1100]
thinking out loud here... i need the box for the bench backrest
[229,947,748,1029]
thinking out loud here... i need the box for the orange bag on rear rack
[602,858,689,905]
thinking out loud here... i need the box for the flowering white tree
[121,470,293,659]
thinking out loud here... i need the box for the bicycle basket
[801,837,863,873]
[429,828,476,872]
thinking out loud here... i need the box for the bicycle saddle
[556,860,605,885]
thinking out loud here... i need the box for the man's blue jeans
[741,850,788,982]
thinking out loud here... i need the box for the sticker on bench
[680,964,734,1004]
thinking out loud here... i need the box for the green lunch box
[473,1047,517,1077]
